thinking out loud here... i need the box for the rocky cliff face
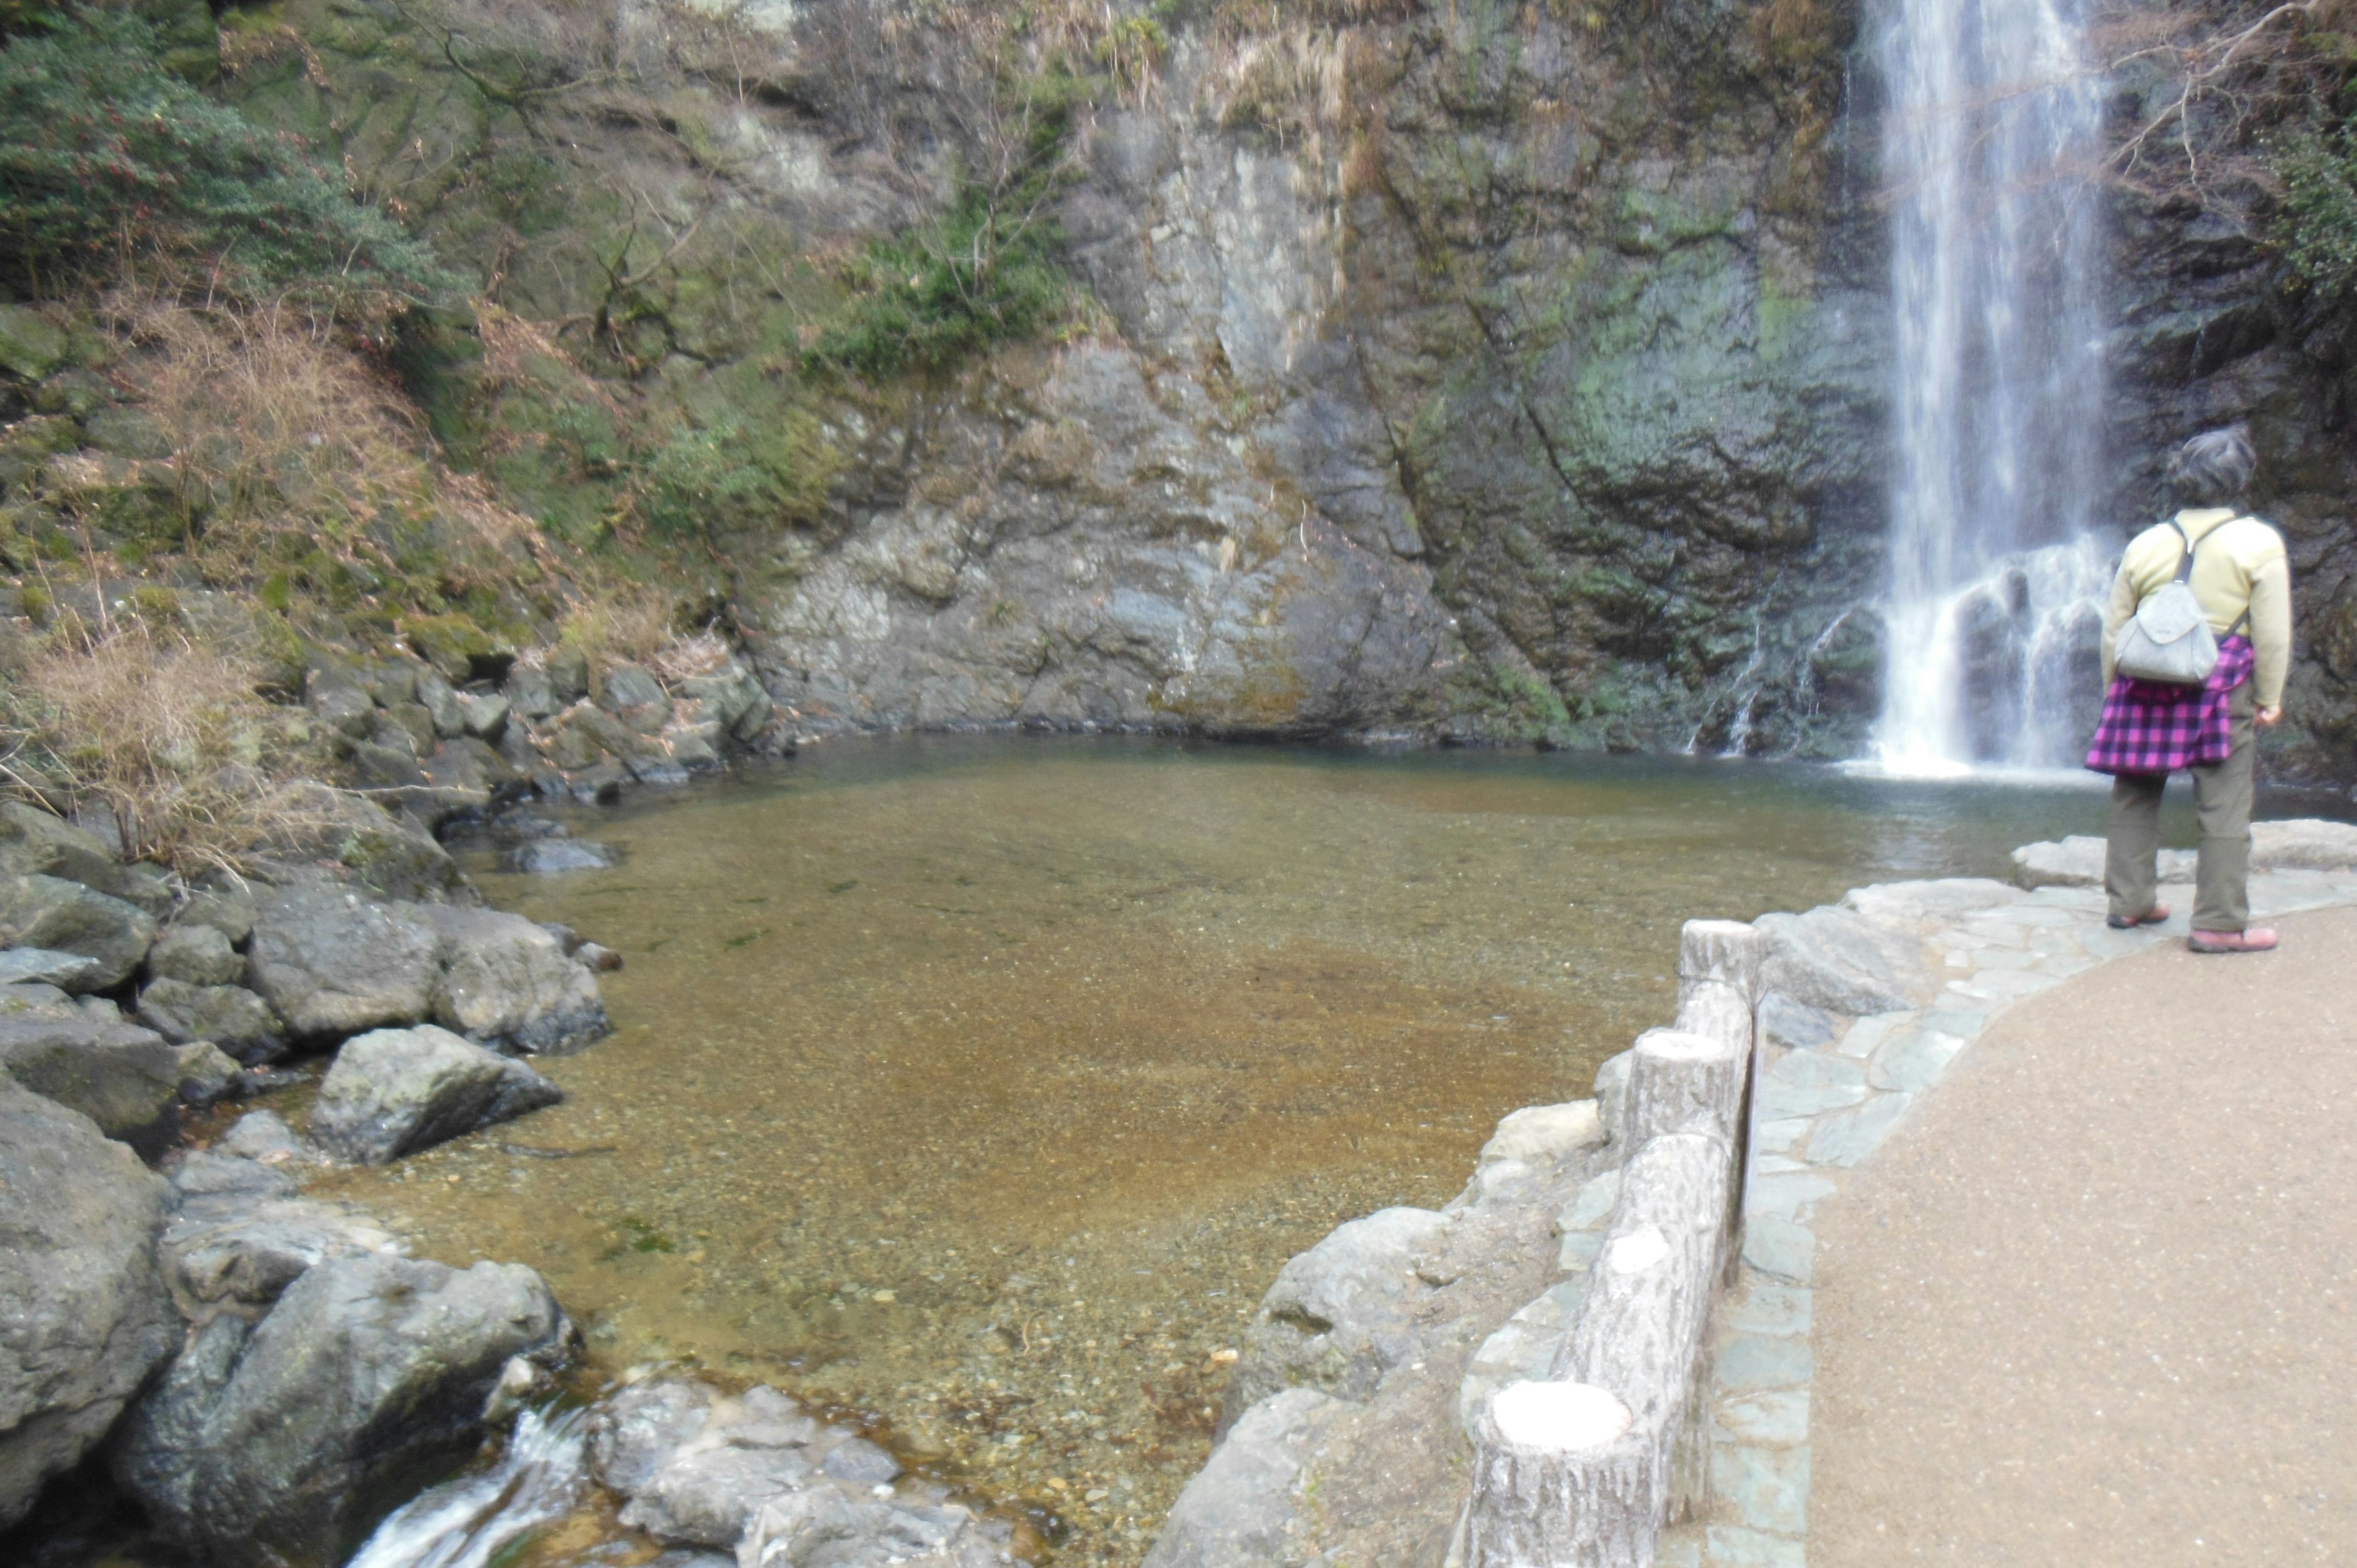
[199,0,2357,776]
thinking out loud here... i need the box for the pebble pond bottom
[279,741,2234,1564]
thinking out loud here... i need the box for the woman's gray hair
[2165,424,2256,505]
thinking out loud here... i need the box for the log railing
[1465,919,1760,1567]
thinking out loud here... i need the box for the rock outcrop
[117,1254,569,1567]
[0,1081,174,1529]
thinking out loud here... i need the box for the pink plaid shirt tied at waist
[2084,634,2254,776]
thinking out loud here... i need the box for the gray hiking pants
[2105,680,2256,933]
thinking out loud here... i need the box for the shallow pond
[302,737,2218,1566]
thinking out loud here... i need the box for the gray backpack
[2113,518,2248,687]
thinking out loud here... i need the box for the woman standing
[2088,425,2292,954]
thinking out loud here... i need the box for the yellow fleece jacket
[2102,508,2292,708]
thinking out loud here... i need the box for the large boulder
[0,875,159,991]
[0,801,174,917]
[1754,904,1935,1015]
[135,979,288,1064]
[1224,1207,1448,1423]
[308,1024,563,1164]
[246,887,608,1053]
[117,1254,569,1567]
[0,1011,183,1147]
[246,886,440,1041]
[145,923,246,987]
[2249,817,2357,871]
[408,905,608,1053]
[1140,1388,1350,1568]
[0,1081,174,1529]
[2011,835,2193,889]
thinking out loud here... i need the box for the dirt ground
[1810,904,2357,1565]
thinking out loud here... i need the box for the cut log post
[1466,1383,1651,1568]
[1469,1132,1736,1566]
[1621,1028,1747,1149]
[1673,981,1752,1057]
[1675,919,1759,1010]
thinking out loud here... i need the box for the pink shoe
[2189,927,2278,954]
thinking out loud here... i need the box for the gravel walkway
[1809,902,2357,1565]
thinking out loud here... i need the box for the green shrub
[2278,122,2357,298]
[641,420,778,538]
[0,9,454,301]
[808,70,1089,379]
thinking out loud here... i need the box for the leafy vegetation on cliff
[0,10,451,303]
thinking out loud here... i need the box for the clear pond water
[266,739,2304,1565]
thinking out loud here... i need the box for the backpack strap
[2170,516,2255,638]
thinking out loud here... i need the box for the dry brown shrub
[556,582,679,670]
[650,628,732,682]
[115,293,433,572]
[9,622,331,872]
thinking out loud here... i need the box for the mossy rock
[403,612,514,683]
[0,306,69,383]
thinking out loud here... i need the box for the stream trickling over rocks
[276,737,2159,1568]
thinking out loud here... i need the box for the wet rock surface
[308,1024,564,1164]
[117,1254,570,1568]
[0,1082,174,1531]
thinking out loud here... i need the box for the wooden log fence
[1465,919,1763,1567]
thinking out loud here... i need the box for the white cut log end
[1633,1027,1725,1065]
[1606,1224,1672,1275]
[1490,1380,1633,1452]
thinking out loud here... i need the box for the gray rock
[136,978,288,1064]
[214,1108,309,1165]
[1141,1388,1350,1568]
[738,1489,999,1568]
[602,663,671,718]
[1474,1100,1603,1171]
[117,1254,567,1567]
[0,980,81,1018]
[820,1437,900,1485]
[0,1011,182,1146]
[0,802,174,917]
[1758,990,1838,1052]
[308,1024,563,1164]
[0,874,160,991]
[417,669,468,738]
[172,1041,241,1107]
[174,885,258,948]
[508,838,617,875]
[2249,817,2357,871]
[161,1181,400,1314]
[246,886,439,1041]
[147,922,245,987]
[593,1379,717,1495]
[1226,1206,1447,1420]
[2011,835,2194,889]
[1593,1047,1635,1146]
[458,690,511,741]
[1755,905,1933,1015]
[0,1081,175,1530]
[0,948,101,989]
[679,665,772,741]
[503,665,562,722]
[611,1384,831,1548]
[408,903,608,1052]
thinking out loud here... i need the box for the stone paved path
[1809,901,2357,1565]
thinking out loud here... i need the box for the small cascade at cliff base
[1875,0,2113,775]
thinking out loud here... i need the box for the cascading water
[343,1406,589,1568]
[1876,0,2113,774]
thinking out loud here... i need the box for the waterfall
[343,1406,590,1568]
[1875,0,2111,774]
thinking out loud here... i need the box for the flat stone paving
[1652,868,2357,1567]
